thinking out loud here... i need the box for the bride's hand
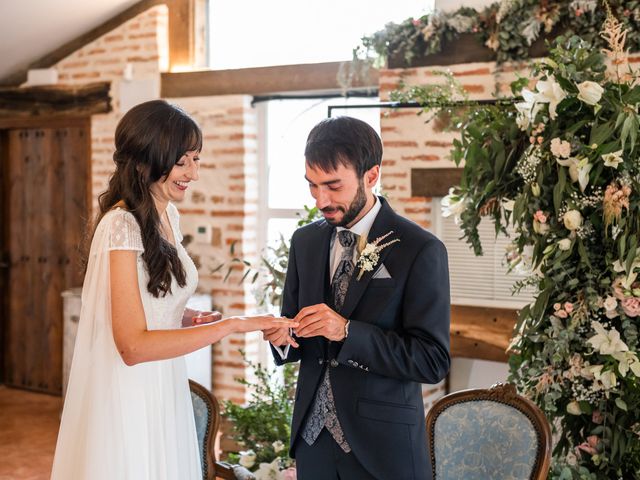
[230,315,297,333]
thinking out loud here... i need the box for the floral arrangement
[392,8,640,478]
[355,230,400,280]
[223,357,298,479]
[354,0,640,67]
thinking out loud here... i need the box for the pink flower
[564,302,574,313]
[554,303,562,311]
[533,210,547,223]
[577,435,600,455]
[556,310,568,319]
[592,410,603,424]
[412,19,421,26]
[621,297,640,317]
[282,467,297,480]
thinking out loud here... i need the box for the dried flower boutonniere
[356,231,400,280]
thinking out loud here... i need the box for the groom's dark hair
[304,116,382,177]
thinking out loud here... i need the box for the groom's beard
[322,180,367,227]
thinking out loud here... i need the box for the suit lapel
[340,198,402,319]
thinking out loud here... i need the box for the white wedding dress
[51,203,202,480]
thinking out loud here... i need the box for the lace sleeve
[107,209,144,252]
[167,203,184,243]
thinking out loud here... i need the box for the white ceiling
[0,0,141,81]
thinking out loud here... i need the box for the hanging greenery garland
[356,0,640,67]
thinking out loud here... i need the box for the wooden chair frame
[189,380,238,480]
[426,383,552,480]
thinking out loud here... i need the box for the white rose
[577,80,604,106]
[254,459,282,480]
[272,440,285,453]
[604,295,618,311]
[239,450,256,469]
[558,238,572,251]
[550,138,571,158]
[567,400,582,415]
[563,210,583,231]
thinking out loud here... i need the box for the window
[433,199,535,309]
[209,0,435,69]
[257,97,382,251]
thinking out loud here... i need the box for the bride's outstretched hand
[231,315,297,333]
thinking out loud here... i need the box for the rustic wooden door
[2,123,90,394]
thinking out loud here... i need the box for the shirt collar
[336,196,381,240]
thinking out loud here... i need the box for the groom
[264,116,450,480]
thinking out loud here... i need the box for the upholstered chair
[426,383,551,480]
[189,380,255,480]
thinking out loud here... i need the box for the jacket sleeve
[337,238,451,383]
[270,236,302,366]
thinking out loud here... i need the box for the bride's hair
[96,99,202,297]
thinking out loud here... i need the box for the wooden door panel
[59,127,90,288]
[4,125,89,394]
[6,129,29,389]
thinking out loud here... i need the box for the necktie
[301,230,357,453]
[331,230,357,312]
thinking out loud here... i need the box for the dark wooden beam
[161,62,379,97]
[0,0,197,87]
[168,0,195,70]
[411,167,462,198]
[0,82,111,118]
[450,305,518,363]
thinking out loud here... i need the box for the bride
[50,99,295,479]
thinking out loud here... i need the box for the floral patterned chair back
[189,380,254,480]
[426,383,551,480]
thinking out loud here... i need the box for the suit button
[330,359,339,368]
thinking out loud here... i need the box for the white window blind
[435,201,535,308]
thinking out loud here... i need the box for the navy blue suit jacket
[273,197,450,480]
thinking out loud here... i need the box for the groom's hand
[263,327,299,348]
[294,303,347,341]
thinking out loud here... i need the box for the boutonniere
[356,231,400,280]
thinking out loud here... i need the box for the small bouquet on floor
[223,356,298,480]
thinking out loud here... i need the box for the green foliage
[393,25,640,479]
[215,206,322,309]
[355,1,640,67]
[223,355,298,469]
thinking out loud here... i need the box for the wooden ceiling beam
[161,62,379,97]
[0,82,111,118]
